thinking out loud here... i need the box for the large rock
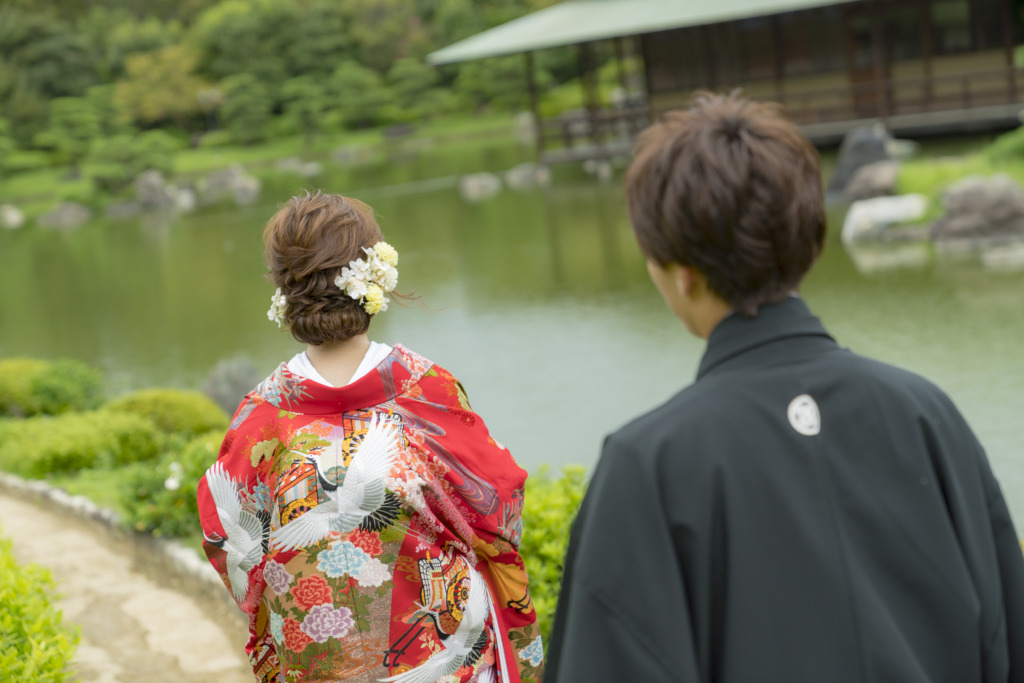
[0,204,25,229]
[36,202,92,230]
[930,175,1024,243]
[458,173,502,202]
[200,164,262,207]
[828,124,892,195]
[204,356,263,415]
[135,169,175,209]
[843,160,900,201]
[841,194,928,245]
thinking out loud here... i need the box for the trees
[280,76,329,145]
[219,73,273,145]
[326,61,395,129]
[114,45,210,128]
[88,131,178,195]
[33,97,101,174]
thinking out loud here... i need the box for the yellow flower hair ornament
[333,241,399,315]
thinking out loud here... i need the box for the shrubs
[521,465,588,644]
[105,388,228,437]
[120,429,224,537]
[0,410,163,477]
[0,357,103,417]
[0,534,79,682]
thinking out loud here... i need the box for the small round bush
[520,465,588,645]
[29,359,104,415]
[105,388,228,437]
[121,429,225,537]
[0,358,50,416]
[0,534,79,682]
[0,357,103,417]
[0,410,163,478]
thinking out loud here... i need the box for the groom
[546,93,1024,682]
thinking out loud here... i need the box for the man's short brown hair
[626,92,826,316]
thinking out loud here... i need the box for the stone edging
[0,471,246,630]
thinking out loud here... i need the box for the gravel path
[0,490,254,682]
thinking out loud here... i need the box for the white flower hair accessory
[267,287,287,327]
[334,241,399,315]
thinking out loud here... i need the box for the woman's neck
[305,334,371,387]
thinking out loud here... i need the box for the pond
[2,137,1023,530]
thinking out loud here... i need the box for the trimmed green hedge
[105,388,229,437]
[0,358,103,417]
[521,465,588,644]
[0,534,79,682]
[0,410,163,477]
[121,429,224,538]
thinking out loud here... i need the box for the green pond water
[2,138,1023,529]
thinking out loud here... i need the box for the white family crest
[787,394,821,436]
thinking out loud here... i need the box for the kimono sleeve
[546,433,701,683]
[472,468,544,683]
[978,452,1024,681]
[196,405,279,680]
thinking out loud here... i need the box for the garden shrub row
[120,429,225,538]
[0,357,103,417]
[520,465,588,643]
[105,388,228,437]
[0,410,164,477]
[0,533,79,682]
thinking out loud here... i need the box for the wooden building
[428,0,1024,162]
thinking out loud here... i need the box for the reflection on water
[1,142,1022,530]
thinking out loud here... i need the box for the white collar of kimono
[287,341,393,388]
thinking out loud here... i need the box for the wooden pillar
[577,42,603,150]
[772,15,785,101]
[524,51,544,157]
[921,0,934,109]
[639,35,654,118]
[614,37,628,94]
[870,0,889,122]
[1003,0,1018,100]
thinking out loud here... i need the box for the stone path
[0,490,253,682]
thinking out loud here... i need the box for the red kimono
[197,345,544,683]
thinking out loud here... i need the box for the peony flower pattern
[355,557,391,588]
[347,529,383,556]
[283,617,312,653]
[519,635,544,666]
[300,604,354,643]
[291,575,332,610]
[317,541,369,579]
[269,611,284,644]
[263,560,293,594]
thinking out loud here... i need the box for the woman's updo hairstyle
[263,190,383,345]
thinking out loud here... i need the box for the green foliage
[984,125,1024,163]
[0,357,103,417]
[34,97,101,169]
[280,75,329,144]
[339,0,428,73]
[114,45,210,127]
[327,61,396,129]
[520,465,587,643]
[104,388,228,437]
[0,410,163,477]
[0,534,79,682]
[0,7,98,140]
[0,117,13,178]
[120,429,224,537]
[219,73,273,145]
[87,130,178,195]
[455,56,536,112]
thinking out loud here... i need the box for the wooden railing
[759,66,1023,125]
